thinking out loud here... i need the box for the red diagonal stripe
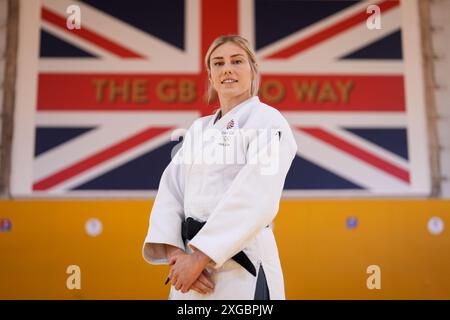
[33,127,173,191]
[265,0,400,59]
[42,7,145,58]
[201,0,238,71]
[299,127,410,183]
[199,0,238,116]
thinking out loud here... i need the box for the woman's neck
[219,92,252,117]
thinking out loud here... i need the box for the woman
[143,35,297,300]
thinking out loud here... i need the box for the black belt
[181,217,256,277]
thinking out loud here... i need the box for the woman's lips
[222,80,238,84]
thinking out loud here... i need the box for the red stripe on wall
[33,127,173,191]
[37,74,405,112]
[201,0,239,69]
[265,0,400,59]
[299,127,410,183]
[200,0,239,116]
[42,7,145,59]
[259,74,405,111]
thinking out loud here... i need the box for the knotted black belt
[181,217,256,277]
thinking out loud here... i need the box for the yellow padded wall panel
[0,200,449,299]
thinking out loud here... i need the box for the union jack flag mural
[11,0,430,197]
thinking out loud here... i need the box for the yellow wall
[1,199,449,299]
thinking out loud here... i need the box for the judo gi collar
[213,96,259,128]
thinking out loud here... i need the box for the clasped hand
[167,247,215,294]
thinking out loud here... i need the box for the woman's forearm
[166,244,184,259]
[191,250,212,270]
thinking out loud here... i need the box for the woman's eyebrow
[211,54,245,60]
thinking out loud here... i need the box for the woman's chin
[218,89,246,98]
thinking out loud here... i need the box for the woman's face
[209,42,253,101]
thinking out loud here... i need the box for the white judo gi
[143,96,297,300]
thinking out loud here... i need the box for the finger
[181,285,189,294]
[190,279,209,295]
[193,279,212,294]
[201,271,214,286]
[190,282,206,295]
[198,273,214,289]
[168,256,176,265]
[170,274,177,287]
[175,282,182,291]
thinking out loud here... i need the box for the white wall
[430,0,450,197]
[0,0,8,182]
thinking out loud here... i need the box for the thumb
[168,256,177,265]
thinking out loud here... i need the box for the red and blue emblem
[226,119,235,130]
[0,218,12,232]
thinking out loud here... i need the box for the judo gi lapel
[208,96,259,165]
[185,96,259,184]
[212,96,259,130]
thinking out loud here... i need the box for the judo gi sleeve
[188,122,298,269]
[142,144,186,265]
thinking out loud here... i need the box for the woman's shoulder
[187,113,216,129]
[246,98,290,129]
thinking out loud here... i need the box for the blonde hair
[204,35,260,105]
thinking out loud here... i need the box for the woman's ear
[209,76,216,88]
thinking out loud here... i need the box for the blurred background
[0,0,449,299]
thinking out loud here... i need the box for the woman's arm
[166,244,184,259]
[142,140,187,265]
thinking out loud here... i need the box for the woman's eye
[214,62,223,66]
[233,60,242,64]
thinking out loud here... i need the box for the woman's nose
[222,61,233,74]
